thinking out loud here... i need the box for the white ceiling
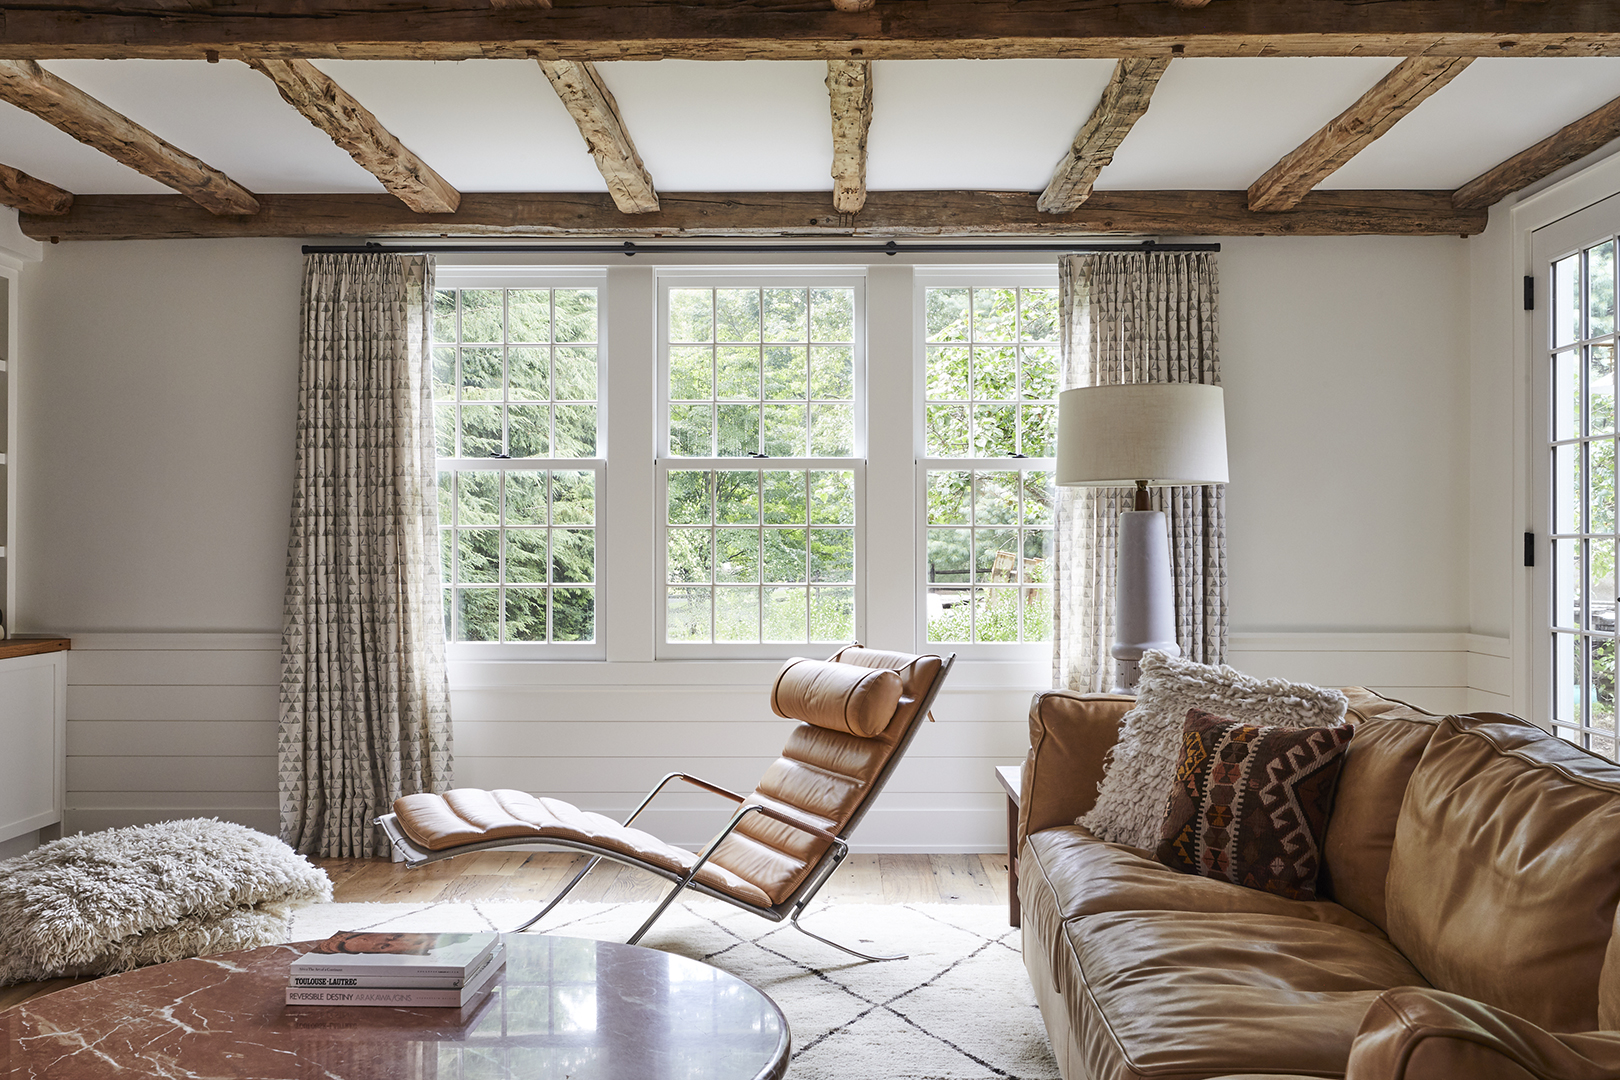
[4,56,1620,198]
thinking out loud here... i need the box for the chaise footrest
[394,789,773,908]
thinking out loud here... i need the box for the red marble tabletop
[2,934,790,1080]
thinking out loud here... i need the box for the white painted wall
[16,236,1492,850]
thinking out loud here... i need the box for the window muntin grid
[923,286,1059,458]
[924,468,1054,644]
[433,285,602,649]
[1550,240,1620,758]
[920,284,1058,646]
[664,467,857,645]
[666,286,855,458]
[439,467,599,644]
[433,287,599,459]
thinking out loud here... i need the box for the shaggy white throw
[0,818,331,984]
[292,898,1057,1080]
[1081,650,1349,850]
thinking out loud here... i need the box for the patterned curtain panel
[279,253,453,857]
[1053,252,1227,692]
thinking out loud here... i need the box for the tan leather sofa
[1018,687,1620,1080]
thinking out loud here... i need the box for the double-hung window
[433,270,606,658]
[917,275,1058,651]
[657,274,865,657]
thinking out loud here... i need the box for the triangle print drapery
[1052,252,1228,693]
[279,253,453,858]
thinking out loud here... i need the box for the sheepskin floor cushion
[0,818,331,984]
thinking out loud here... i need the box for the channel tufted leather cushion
[393,646,945,910]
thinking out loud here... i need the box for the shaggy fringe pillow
[0,818,331,984]
[1080,651,1349,850]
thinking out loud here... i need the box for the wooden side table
[996,763,1022,927]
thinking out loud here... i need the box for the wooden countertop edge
[0,637,70,660]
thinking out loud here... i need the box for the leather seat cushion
[1068,910,1431,1080]
[1024,827,1382,931]
[1019,827,1382,1006]
[394,789,772,908]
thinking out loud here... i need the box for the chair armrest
[1347,986,1620,1080]
[668,773,746,803]
[741,803,840,845]
[1019,690,1135,849]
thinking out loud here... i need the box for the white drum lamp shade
[1055,383,1228,692]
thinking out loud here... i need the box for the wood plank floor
[0,852,1007,1013]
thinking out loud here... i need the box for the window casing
[915,274,1059,655]
[656,274,866,658]
[434,270,606,659]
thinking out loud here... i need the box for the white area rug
[292,899,1058,1080]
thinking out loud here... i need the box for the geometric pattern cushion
[1155,707,1355,902]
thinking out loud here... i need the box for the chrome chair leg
[789,903,908,962]
[514,854,602,933]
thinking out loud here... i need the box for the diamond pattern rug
[292,898,1059,1080]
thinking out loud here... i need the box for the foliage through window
[1550,242,1619,756]
[660,281,862,650]
[922,285,1058,645]
[434,286,601,646]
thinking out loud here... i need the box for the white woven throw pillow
[1080,650,1349,850]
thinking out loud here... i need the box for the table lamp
[1056,382,1228,692]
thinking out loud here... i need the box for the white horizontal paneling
[59,631,1521,849]
[69,719,278,757]
[69,755,274,793]
[69,649,278,687]
[67,683,277,722]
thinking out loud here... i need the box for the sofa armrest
[1347,986,1620,1080]
[1019,690,1135,849]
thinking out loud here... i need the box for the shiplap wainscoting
[63,631,1513,849]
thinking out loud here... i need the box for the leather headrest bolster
[771,657,903,738]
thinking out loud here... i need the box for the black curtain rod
[300,239,1220,256]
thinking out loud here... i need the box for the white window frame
[912,268,1059,661]
[653,269,869,660]
[435,266,609,661]
[1531,197,1620,753]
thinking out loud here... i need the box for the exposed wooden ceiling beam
[16,190,1487,242]
[1454,94,1620,210]
[0,1,1618,61]
[0,162,72,216]
[1248,57,1473,212]
[536,59,658,215]
[247,59,459,214]
[0,59,257,216]
[1039,58,1168,214]
[826,60,873,214]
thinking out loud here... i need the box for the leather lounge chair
[376,645,956,961]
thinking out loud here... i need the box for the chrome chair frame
[375,652,955,962]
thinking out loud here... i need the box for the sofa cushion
[1019,827,1384,997]
[1155,708,1354,901]
[1386,713,1620,1033]
[1067,909,1430,1080]
[1318,690,1440,932]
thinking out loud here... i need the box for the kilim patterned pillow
[1155,707,1355,901]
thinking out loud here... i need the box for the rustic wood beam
[488,0,551,7]
[1039,58,1168,214]
[16,190,1487,242]
[536,59,658,215]
[1248,57,1473,212]
[0,162,71,216]
[247,58,459,214]
[0,60,257,215]
[826,60,873,214]
[0,2,1618,61]
[1454,93,1620,210]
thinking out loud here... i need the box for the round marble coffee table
[3,934,790,1080]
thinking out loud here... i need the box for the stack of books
[285,931,506,1008]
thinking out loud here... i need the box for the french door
[1533,194,1620,757]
